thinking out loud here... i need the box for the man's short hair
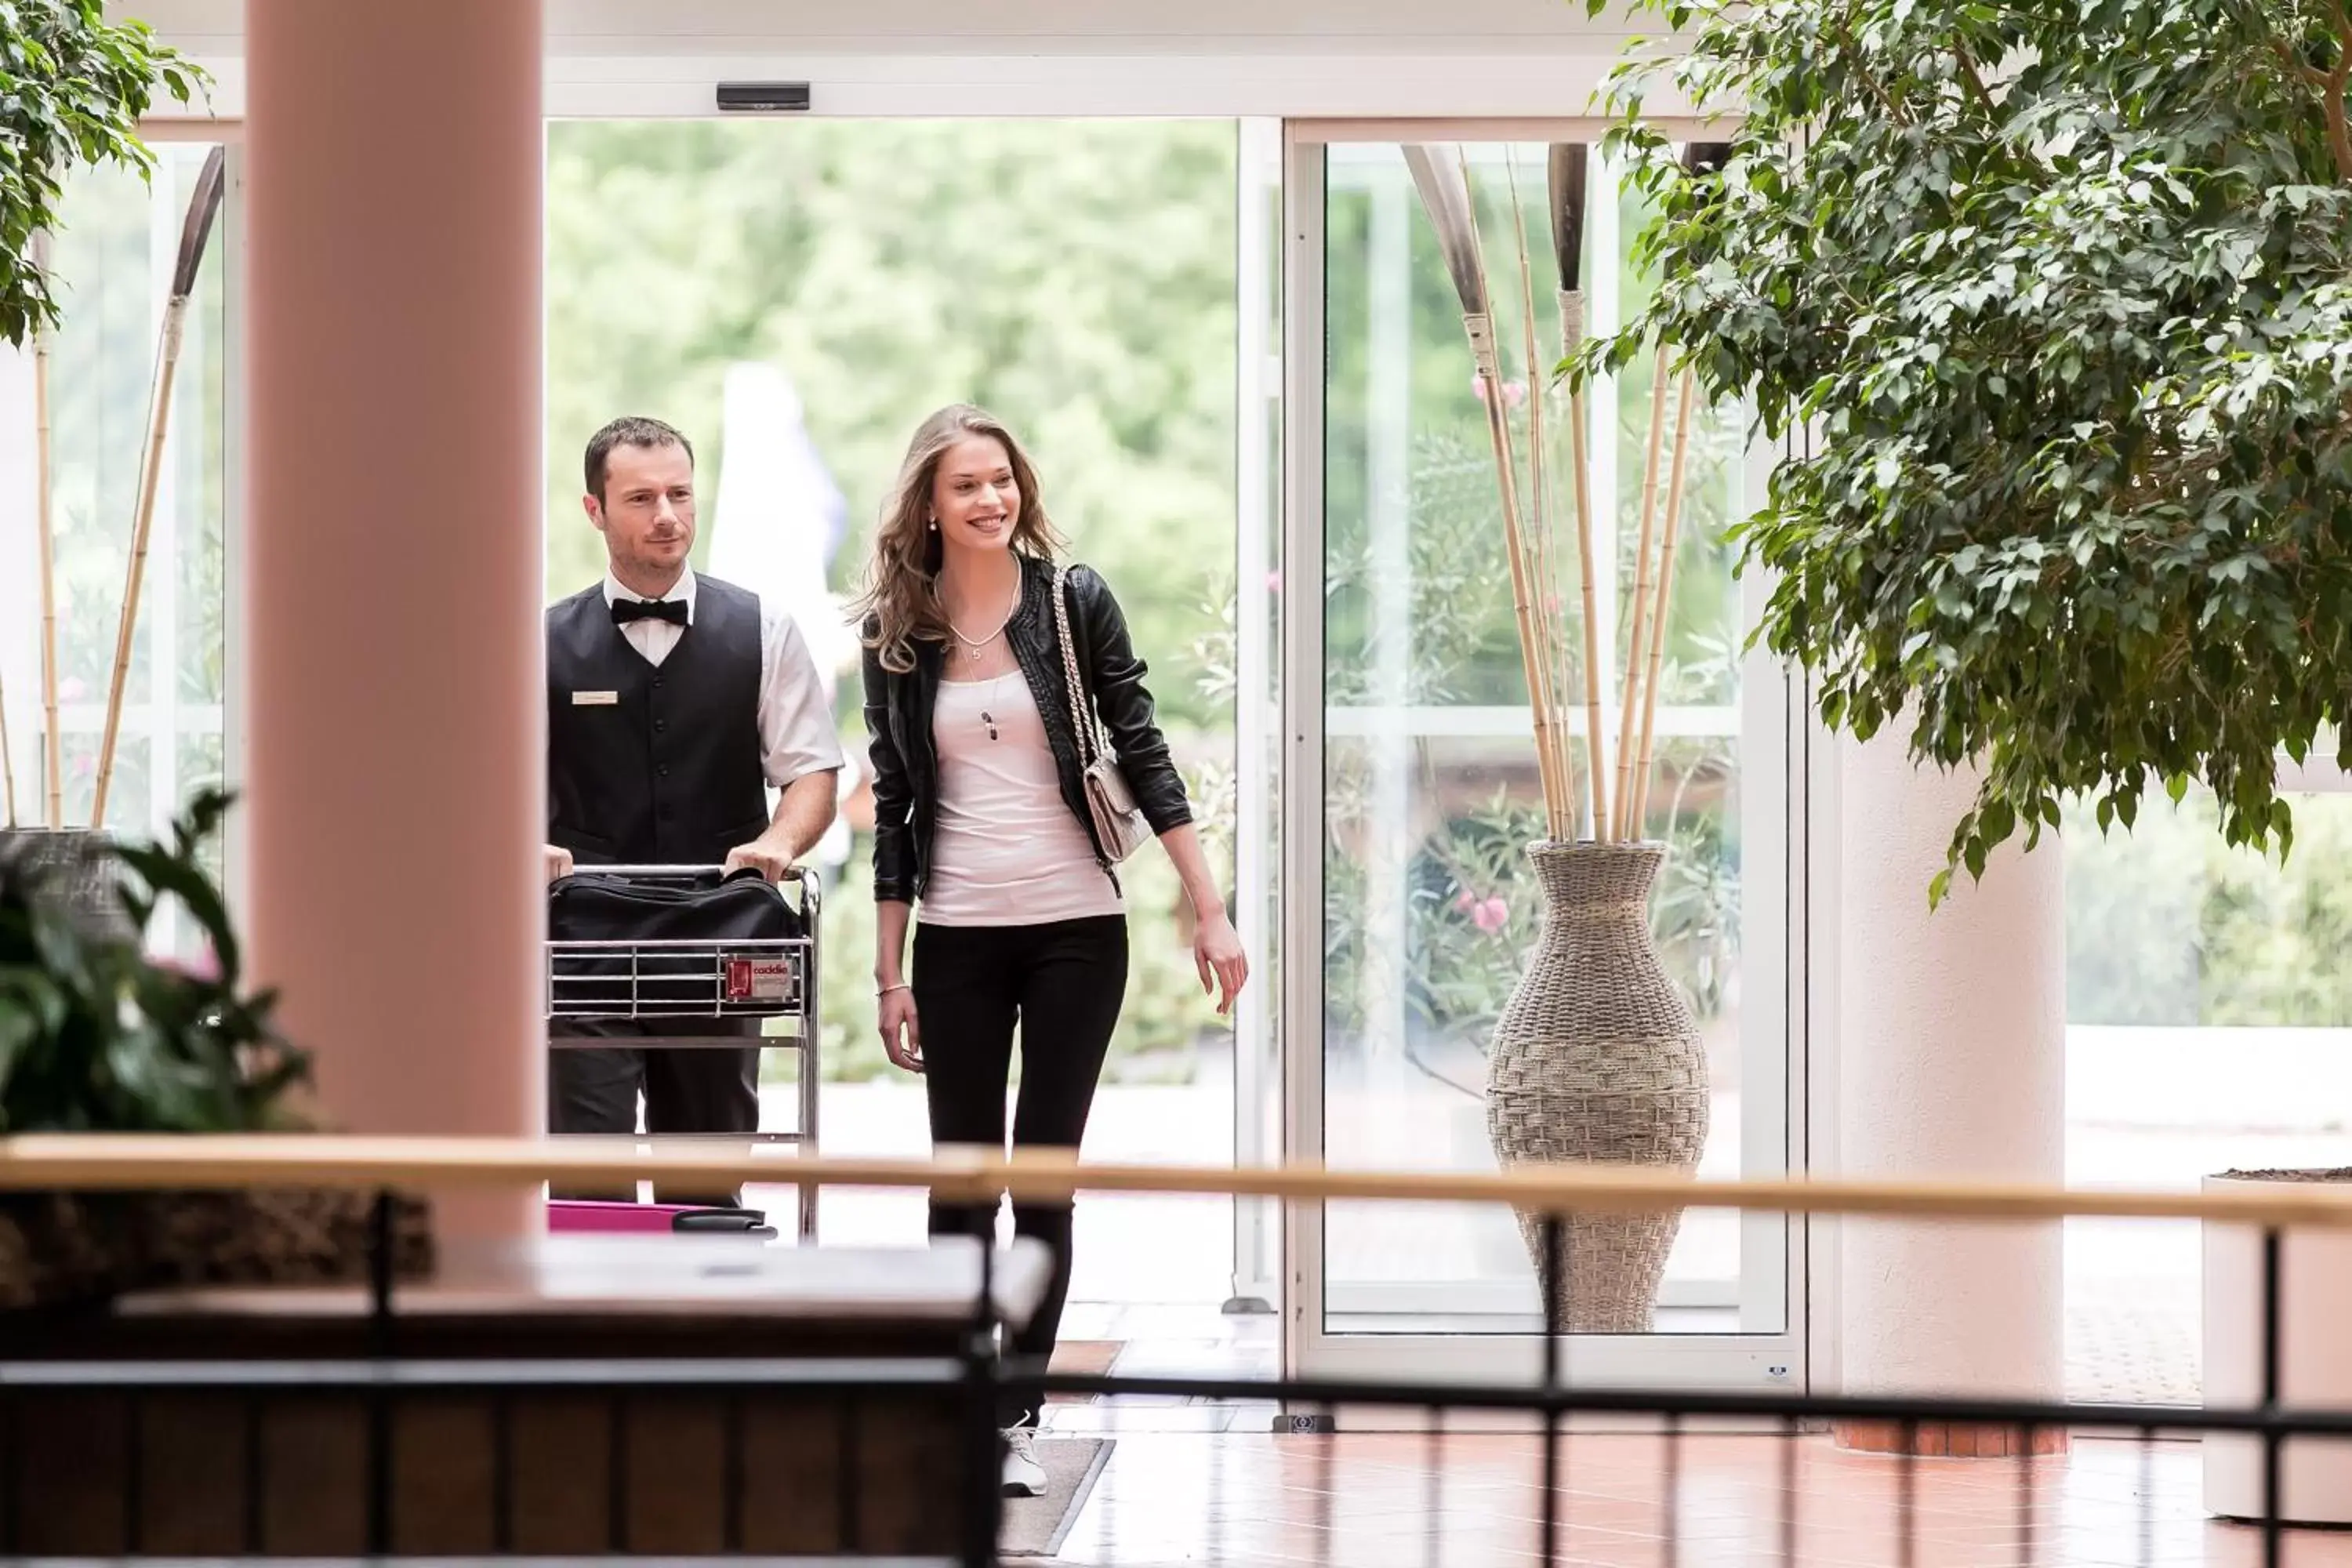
[584,416,694,502]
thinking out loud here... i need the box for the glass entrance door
[1279,124,1805,1389]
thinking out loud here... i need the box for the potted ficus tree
[1580,0,2352,1524]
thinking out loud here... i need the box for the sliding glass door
[1279,123,1804,1390]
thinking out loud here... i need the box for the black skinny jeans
[913,914,1128,1428]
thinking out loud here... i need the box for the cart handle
[566,862,820,902]
[576,862,807,880]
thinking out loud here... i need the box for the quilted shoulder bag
[1053,563,1153,863]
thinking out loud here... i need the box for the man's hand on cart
[723,833,799,884]
[877,984,923,1073]
[543,844,575,883]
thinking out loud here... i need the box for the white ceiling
[118,0,1645,56]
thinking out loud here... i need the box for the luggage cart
[543,863,822,1239]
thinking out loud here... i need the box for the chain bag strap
[1053,563,1153,863]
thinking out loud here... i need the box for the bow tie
[612,597,688,628]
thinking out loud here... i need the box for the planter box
[2202,1170,2352,1524]
[0,1188,433,1314]
[0,1236,1047,1557]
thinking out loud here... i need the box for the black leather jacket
[862,554,1192,905]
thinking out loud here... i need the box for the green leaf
[0,3,209,350]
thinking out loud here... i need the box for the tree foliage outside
[545,120,1242,1080]
[1584,0,2352,902]
[2068,786,2352,1026]
[545,118,1239,732]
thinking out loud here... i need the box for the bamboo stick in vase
[32,231,62,829]
[1612,344,1671,842]
[1547,143,1610,841]
[1630,368,1697,833]
[93,147,226,829]
[1504,150,1577,838]
[1403,145,1576,840]
[1628,144,1733,833]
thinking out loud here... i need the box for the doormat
[1000,1437,1113,1558]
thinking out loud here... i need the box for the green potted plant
[1580,0,2352,1519]
[0,2,202,892]
[0,791,430,1312]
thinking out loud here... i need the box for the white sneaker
[1001,1425,1047,1497]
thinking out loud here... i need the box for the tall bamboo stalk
[1630,368,1697,833]
[1612,345,1671,841]
[1547,143,1609,841]
[32,230,61,829]
[1626,144,1733,835]
[93,147,226,829]
[1403,145,1576,840]
[1504,150,1575,840]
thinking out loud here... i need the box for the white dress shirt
[601,569,844,788]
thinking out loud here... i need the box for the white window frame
[132,49,1810,1400]
[1280,118,1808,1404]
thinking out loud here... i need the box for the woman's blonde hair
[852,404,1065,673]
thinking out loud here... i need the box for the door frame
[135,51,1818,1392]
[1276,118,1810,1398]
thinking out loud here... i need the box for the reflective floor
[748,1022,2352,1412]
[1036,1431,2352,1567]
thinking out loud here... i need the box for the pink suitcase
[547,1200,775,1237]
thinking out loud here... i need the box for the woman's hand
[879,986,924,1073]
[1192,912,1249,1018]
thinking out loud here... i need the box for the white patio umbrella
[707,361,857,877]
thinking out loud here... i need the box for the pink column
[244,0,544,1240]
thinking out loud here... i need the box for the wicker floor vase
[1486,840,1709,1333]
[0,826,130,940]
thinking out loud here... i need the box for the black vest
[546,574,769,866]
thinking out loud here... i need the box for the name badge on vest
[571,690,619,706]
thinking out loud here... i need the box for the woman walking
[855,404,1248,1496]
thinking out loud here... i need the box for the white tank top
[920,674,1123,927]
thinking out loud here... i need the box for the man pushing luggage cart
[542,416,842,1209]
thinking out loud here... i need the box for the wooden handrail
[2,1134,2349,1229]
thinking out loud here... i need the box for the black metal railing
[2,1171,2347,1565]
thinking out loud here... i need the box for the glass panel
[543,122,1254,1319]
[1318,141,1778,1335]
[23,144,230,956]
[2064,787,2352,1405]
[32,147,226,799]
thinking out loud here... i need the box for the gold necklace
[946,575,1019,662]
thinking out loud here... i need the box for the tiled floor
[767,1038,2352,1416]
[1041,1432,2352,1567]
